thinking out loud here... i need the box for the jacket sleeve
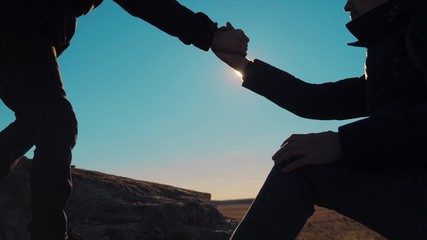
[112,0,218,51]
[242,59,367,120]
[339,5,427,170]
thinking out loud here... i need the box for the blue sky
[0,1,366,200]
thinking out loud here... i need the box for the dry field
[216,203,386,240]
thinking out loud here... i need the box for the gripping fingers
[236,29,249,43]
[234,42,248,56]
[272,145,304,165]
[280,134,303,147]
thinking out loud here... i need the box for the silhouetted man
[214,0,427,239]
[0,0,248,239]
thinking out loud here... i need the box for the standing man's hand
[272,131,344,173]
[212,22,249,56]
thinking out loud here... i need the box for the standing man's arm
[113,0,248,53]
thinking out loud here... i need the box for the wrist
[237,59,250,74]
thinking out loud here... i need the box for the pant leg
[0,71,37,179]
[0,22,78,240]
[0,119,35,180]
[305,164,427,240]
[231,162,427,240]
[230,165,315,240]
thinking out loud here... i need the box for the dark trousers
[0,18,77,240]
[230,163,427,240]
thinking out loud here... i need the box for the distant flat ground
[215,201,386,240]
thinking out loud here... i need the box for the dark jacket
[241,0,427,170]
[43,0,218,54]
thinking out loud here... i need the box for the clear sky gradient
[0,1,366,200]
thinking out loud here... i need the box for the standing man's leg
[0,99,35,180]
[231,163,427,240]
[0,23,78,240]
[0,1,37,181]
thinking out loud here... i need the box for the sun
[234,70,243,78]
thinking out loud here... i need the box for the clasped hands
[211,22,250,73]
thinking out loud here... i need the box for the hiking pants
[0,11,77,240]
[230,163,427,240]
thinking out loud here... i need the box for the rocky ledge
[0,157,238,240]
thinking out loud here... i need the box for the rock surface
[0,157,238,240]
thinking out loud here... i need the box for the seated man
[214,0,427,239]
